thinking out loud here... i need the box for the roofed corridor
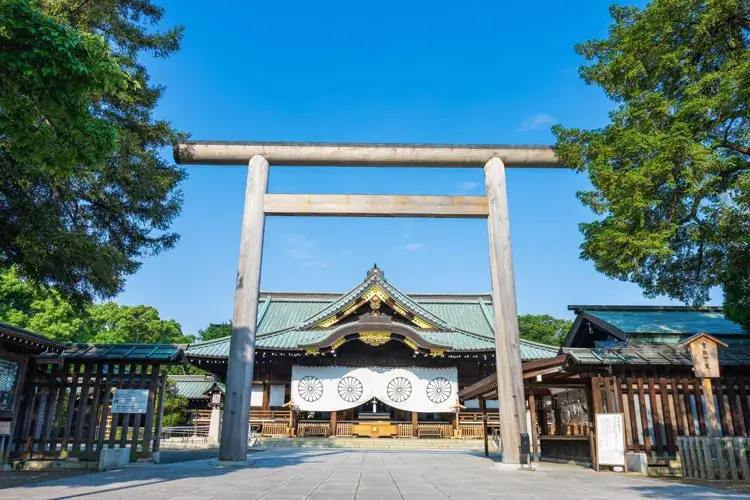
[1,448,744,500]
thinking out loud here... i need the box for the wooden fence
[260,421,288,437]
[678,437,750,480]
[298,422,330,437]
[458,423,484,438]
[11,361,167,462]
[592,376,750,457]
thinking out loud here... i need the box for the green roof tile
[584,309,745,336]
[186,266,560,359]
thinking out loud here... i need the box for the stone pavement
[1,448,747,500]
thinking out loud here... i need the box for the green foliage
[198,322,232,342]
[87,302,193,344]
[518,314,572,346]
[0,0,186,305]
[0,0,127,171]
[160,378,188,427]
[0,268,192,344]
[553,0,750,330]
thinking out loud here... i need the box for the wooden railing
[335,421,355,437]
[397,423,413,438]
[298,422,330,437]
[417,423,452,438]
[261,421,288,437]
[458,423,484,438]
[458,412,500,424]
[678,437,750,480]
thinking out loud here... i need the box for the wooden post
[538,397,548,436]
[289,410,295,437]
[528,391,539,462]
[262,382,270,412]
[480,398,489,458]
[219,154,270,462]
[702,378,718,437]
[152,372,167,454]
[485,156,527,464]
[330,411,337,437]
[412,411,418,437]
[553,397,563,436]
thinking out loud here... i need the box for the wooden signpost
[594,413,628,472]
[174,141,564,464]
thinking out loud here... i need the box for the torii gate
[174,141,563,464]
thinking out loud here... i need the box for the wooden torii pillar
[174,141,563,463]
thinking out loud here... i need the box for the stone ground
[1,448,748,500]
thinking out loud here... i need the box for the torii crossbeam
[174,141,564,464]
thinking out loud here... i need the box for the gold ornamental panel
[331,337,346,351]
[359,332,391,347]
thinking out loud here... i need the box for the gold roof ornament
[359,332,391,347]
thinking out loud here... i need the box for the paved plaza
[2,448,747,500]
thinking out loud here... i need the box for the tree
[87,302,193,345]
[553,0,750,330]
[197,321,232,342]
[518,314,572,346]
[1,0,186,305]
[160,378,188,427]
[0,267,89,342]
[0,268,192,344]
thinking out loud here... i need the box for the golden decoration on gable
[359,332,391,347]
[392,304,408,316]
[428,349,445,357]
[331,337,346,351]
[403,338,419,351]
[305,348,320,356]
[369,295,382,311]
[412,317,434,330]
[316,316,338,328]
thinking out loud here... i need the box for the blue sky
[115,0,716,335]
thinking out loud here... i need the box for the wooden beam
[174,141,562,167]
[219,154,269,462]
[486,156,527,464]
[263,194,489,218]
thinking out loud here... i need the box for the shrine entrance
[174,141,563,463]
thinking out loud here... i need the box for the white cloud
[285,234,328,269]
[518,113,557,132]
[456,180,481,194]
[403,242,425,251]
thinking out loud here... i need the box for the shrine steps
[258,437,495,451]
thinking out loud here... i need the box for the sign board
[111,389,149,414]
[595,413,626,468]
[687,337,721,378]
[0,420,11,435]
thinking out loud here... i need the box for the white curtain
[291,365,458,413]
[249,384,264,407]
[270,384,286,407]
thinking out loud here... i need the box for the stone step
[258,437,494,451]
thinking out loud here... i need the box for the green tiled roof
[38,343,186,362]
[186,267,559,359]
[564,338,750,367]
[169,375,225,399]
[571,306,746,336]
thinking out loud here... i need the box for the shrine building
[184,265,559,438]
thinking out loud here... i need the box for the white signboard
[291,365,458,413]
[111,389,149,414]
[595,413,626,467]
